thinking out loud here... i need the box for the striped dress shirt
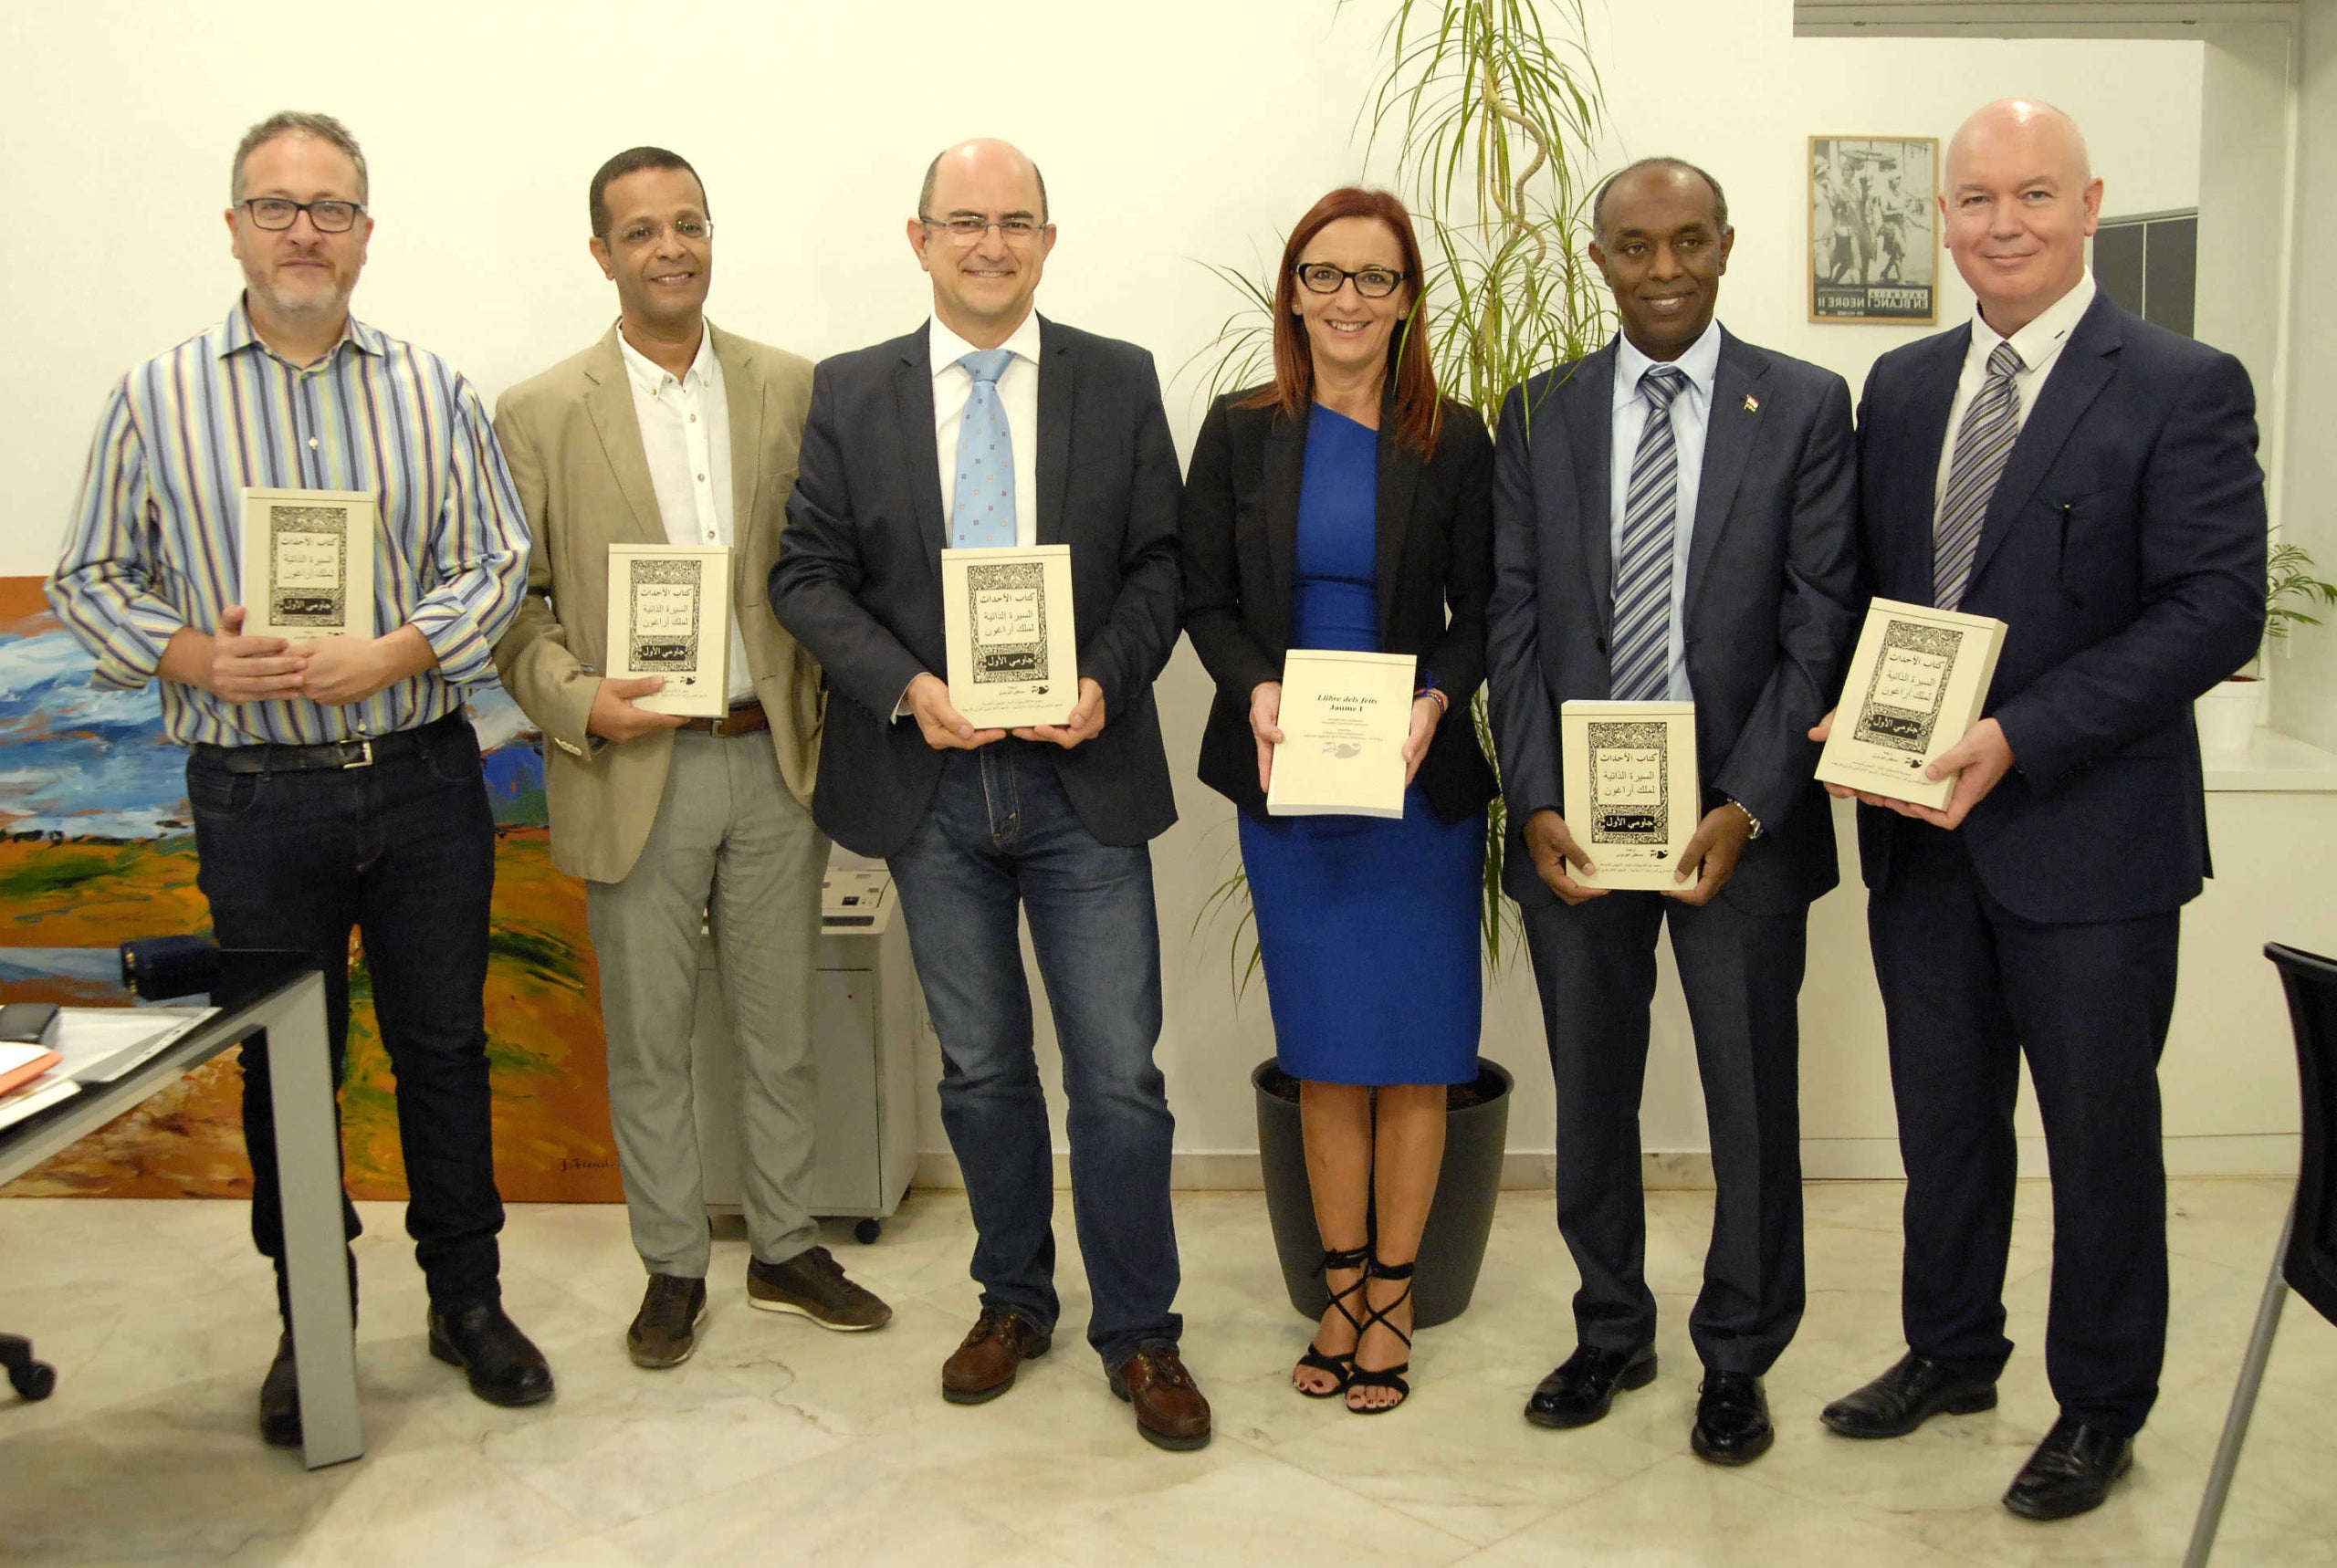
[47,300,530,747]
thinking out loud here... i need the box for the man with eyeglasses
[770,138,1203,1450]
[47,110,550,1446]
[492,146,890,1367]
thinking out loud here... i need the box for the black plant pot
[1252,1057,1513,1332]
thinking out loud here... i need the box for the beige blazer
[491,323,822,883]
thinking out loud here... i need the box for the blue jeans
[186,713,505,1314]
[886,741,1180,1367]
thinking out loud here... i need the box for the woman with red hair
[1182,187,1497,1414]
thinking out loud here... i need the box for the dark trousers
[1870,819,2177,1437]
[1524,889,1808,1375]
[187,713,505,1315]
[886,742,1180,1369]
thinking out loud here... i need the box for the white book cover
[605,544,731,719]
[240,487,378,643]
[1267,649,1417,820]
[941,544,1079,730]
[1816,598,2007,811]
[1562,700,1701,891]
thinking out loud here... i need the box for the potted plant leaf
[1190,0,1609,1327]
[2196,540,2337,751]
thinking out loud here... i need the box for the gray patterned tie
[1932,340,2026,611]
[1609,363,1689,703]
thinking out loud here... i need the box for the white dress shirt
[618,323,754,702]
[1931,270,2099,518]
[1609,319,1723,704]
[930,310,1042,548]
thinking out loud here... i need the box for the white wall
[1,2,2231,1167]
[2274,0,2337,749]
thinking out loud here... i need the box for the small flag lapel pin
[1743,393,1761,413]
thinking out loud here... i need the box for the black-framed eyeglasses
[1294,263,1408,298]
[919,214,1050,245]
[239,197,366,234]
[612,217,712,247]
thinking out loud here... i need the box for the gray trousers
[585,729,829,1278]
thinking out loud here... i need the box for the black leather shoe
[258,1333,300,1448]
[2003,1416,2133,1521]
[1525,1343,1657,1429]
[426,1301,555,1408]
[1820,1352,1997,1438]
[1692,1371,1773,1465]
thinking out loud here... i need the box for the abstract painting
[0,576,623,1201]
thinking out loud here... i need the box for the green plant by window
[2267,539,2337,641]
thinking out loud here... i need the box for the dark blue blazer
[1179,390,1499,826]
[1851,291,2266,923]
[769,318,1182,858]
[1484,329,1861,915]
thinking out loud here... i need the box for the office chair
[2183,941,2337,1566]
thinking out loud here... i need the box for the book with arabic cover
[1561,700,1700,891]
[1816,598,2007,810]
[240,487,378,643]
[940,544,1079,729]
[605,544,731,718]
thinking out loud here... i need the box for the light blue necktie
[951,348,1017,549]
[1609,363,1688,702]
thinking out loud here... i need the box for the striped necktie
[1609,363,1689,703]
[951,348,1017,549]
[1932,340,2026,611]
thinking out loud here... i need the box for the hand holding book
[1666,802,1756,905]
[1810,705,2017,831]
[1813,599,2008,821]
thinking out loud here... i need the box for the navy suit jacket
[1484,329,1860,915]
[1851,291,2267,924]
[769,318,1182,858]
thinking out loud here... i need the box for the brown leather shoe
[1109,1343,1211,1451]
[941,1306,1051,1405]
[626,1274,707,1369]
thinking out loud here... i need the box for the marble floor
[0,1179,2329,1566]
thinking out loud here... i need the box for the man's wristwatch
[1725,797,1764,840]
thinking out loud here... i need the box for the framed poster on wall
[1809,136,1938,324]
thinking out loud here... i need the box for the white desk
[0,969,362,1469]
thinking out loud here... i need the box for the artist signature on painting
[559,1156,615,1174]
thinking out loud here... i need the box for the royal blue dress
[1239,404,1485,1086]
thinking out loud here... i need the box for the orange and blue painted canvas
[0,577,622,1201]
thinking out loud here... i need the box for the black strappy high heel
[1347,1255,1415,1414]
[1293,1243,1371,1398]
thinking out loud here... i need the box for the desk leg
[265,971,364,1469]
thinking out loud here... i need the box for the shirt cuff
[407,601,496,687]
[97,601,183,690]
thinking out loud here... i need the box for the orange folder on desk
[0,1044,62,1096]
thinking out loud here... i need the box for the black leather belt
[190,712,460,775]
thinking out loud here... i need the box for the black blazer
[1852,291,2266,924]
[1484,329,1860,915]
[769,318,1182,858]
[1179,390,1499,824]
